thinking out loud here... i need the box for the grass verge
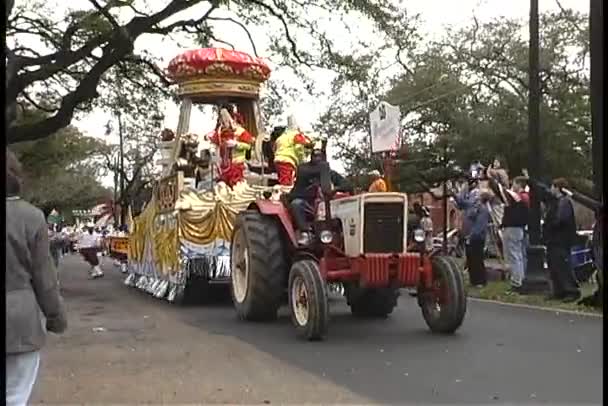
[467,280,602,315]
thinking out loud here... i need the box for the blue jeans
[502,227,525,287]
[523,231,529,274]
[6,351,40,406]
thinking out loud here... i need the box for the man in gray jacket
[6,149,67,405]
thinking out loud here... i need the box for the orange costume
[210,109,254,187]
[369,178,388,192]
[273,129,313,186]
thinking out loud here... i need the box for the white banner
[370,102,401,153]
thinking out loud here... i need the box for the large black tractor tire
[419,256,467,334]
[288,260,329,340]
[231,210,287,321]
[344,284,399,318]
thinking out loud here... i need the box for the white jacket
[78,232,100,249]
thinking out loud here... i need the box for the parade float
[123,48,288,303]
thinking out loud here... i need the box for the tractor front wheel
[419,256,466,334]
[288,260,329,340]
[230,211,286,321]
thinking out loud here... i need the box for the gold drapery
[128,197,157,262]
[153,223,179,275]
[179,201,240,245]
[128,181,289,275]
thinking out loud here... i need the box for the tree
[10,117,112,214]
[95,65,165,221]
[6,0,418,144]
[322,9,591,191]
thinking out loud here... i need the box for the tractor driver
[288,141,353,245]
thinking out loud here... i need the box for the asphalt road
[32,254,603,404]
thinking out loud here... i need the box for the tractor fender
[248,200,298,247]
[293,251,318,264]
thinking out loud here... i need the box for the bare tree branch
[149,4,218,35]
[207,16,258,56]
[21,91,58,113]
[554,0,586,35]
[122,55,171,87]
[7,0,212,143]
[246,0,306,64]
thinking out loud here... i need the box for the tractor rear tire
[231,210,286,321]
[288,260,329,340]
[345,284,399,318]
[419,256,466,334]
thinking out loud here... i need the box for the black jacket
[289,162,352,201]
[543,195,577,248]
[489,178,528,228]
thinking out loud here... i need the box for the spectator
[486,156,510,188]
[543,178,580,302]
[48,223,65,268]
[517,177,531,274]
[6,149,67,406]
[411,202,434,252]
[454,184,492,287]
[368,170,388,192]
[490,176,529,292]
[469,160,484,180]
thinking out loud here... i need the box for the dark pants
[50,249,60,268]
[80,248,100,266]
[290,198,313,231]
[465,238,487,286]
[547,245,580,297]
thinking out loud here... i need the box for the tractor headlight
[316,204,326,221]
[413,228,425,243]
[319,230,333,244]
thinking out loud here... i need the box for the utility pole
[590,0,603,203]
[118,109,125,226]
[442,136,448,254]
[590,0,604,293]
[113,154,119,225]
[115,75,126,227]
[522,0,549,293]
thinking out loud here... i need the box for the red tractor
[229,167,466,340]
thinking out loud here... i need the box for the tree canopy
[320,8,591,192]
[9,115,112,214]
[6,0,418,144]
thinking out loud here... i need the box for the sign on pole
[370,102,401,153]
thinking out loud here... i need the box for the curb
[468,297,603,318]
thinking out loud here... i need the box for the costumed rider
[209,105,254,187]
[78,223,104,279]
[287,139,353,245]
[272,116,314,186]
[368,170,388,192]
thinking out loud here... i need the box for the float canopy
[166,48,271,101]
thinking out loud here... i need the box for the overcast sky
[62,0,588,180]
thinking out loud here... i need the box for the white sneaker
[91,266,104,279]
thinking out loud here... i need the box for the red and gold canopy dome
[167,48,271,100]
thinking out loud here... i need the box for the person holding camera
[453,181,493,287]
[489,176,530,292]
[486,156,510,188]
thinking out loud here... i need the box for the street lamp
[522,0,549,293]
